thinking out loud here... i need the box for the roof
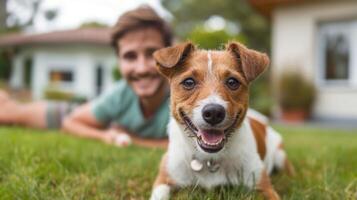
[0,28,112,48]
[249,0,322,17]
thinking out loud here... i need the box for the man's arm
[130,134,168,149]
[61,103,114,144]
[62,103,168,148]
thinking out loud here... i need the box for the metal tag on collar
[190,159,203,172]
[207,159,220,173]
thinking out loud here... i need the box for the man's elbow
[61,114,76,132]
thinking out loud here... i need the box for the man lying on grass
[0,6,172,148]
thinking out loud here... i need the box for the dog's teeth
[201,138,223,146]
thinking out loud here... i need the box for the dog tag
[207,160,220,173]
[190,159,203,172]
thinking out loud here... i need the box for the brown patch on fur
[166,49,250,129]
[226,42,270,83]
[284,158,296,177]
[153,41,268,140]
[153,153,175,188]
[249,117,267,160]
[153,42,195,78]
[257,170,281,200]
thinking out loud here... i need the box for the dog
[150,41,295,200]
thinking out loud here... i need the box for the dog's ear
[153,42,195,78]
[226,42,269,83]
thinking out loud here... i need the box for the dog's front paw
[150,184,170,200]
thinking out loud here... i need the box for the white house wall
[14,45,116,100]
[272,1,357,119]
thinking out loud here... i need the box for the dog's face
[154,42,269,153]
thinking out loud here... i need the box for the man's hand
[62,103,131,147]
[104,129,132,147]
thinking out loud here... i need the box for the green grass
[0,126,356,200]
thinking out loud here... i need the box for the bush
[44,87,87,104]
[278,71,316,112]
[249,72,273,117]
[188,26,246,49]
[112,66,121,81]
[0,51,11,81]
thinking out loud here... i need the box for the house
[0,28,117,100]
[250,0,357,120]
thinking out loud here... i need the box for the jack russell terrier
[150,41,295,200]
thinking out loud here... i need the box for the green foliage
[249,72,273,116]
[44,87,74,101]
[0,51,11,81]
[0,26,22,35]
[188,26,246,49]
[278,71,316,111]
[0,126,356,199]
[80,22,109,29]
[163,0,270,52]
[112,67,121,81]
[164,0,272,116]
[44,87,87,103]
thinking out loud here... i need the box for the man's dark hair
[111,5,173,53]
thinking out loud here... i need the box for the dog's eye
[181,78,196,90]
[226,77,240,90]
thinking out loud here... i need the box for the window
[318,20,357,86]
[324,33,349,80]
[24,57,33,88]
[96,65,103,96]
[49,70,74,83]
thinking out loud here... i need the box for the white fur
[273,149,286,170]
[263,127,283,174]
[158,112,285,192]
[165,117,265,189]
[267,127,286,170]
[192,93,229,130]
[247,108,269,124]
[150,184,170,200]
[150,94,285,197]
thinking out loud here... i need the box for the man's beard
[127,72,167,98]
[127,72,161,81]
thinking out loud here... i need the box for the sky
[7,0,172,33]
[6,0,236,35]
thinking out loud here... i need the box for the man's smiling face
[118,27,166,98]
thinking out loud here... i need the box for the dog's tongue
[199,129,224,144]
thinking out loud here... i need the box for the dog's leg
[274,144,296,177]
[257,170,280,200]
[150,153,174,200]
[283,158,296,177]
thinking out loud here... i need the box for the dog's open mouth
[179,110,239,153]
[196,129,225,153]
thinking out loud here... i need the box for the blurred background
[0,0,356,126]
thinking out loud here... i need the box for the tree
[6,0,57,31]
[162,0,270,52]
[80,22,109,29]
[0,0,7,31]
[188,26,246,49]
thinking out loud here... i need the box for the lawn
[0,125,356,200]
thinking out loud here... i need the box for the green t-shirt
[92,80,170,139]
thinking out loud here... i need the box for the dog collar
[190,157,220,173]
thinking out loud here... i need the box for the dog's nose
[202,104,225,126]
